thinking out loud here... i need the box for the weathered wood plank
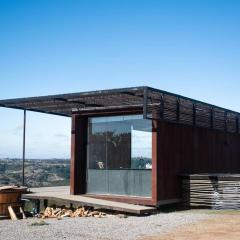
[182,174,240,209]
[8,206,17,220]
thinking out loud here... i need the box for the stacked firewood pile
[40,207,106,219]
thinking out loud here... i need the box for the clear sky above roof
[0,0,240,158]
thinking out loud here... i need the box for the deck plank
[22,186,155,215]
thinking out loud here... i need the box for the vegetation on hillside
[0,158,70,187]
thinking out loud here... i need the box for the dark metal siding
[156,121,240,201]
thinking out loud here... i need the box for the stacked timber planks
[182,174,240,209]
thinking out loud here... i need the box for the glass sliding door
[87,114,152,197]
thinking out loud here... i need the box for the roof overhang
[0,86,240,134]
[0,86,149,117]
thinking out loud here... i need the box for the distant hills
[0,158,70,187]
[0,157,152,187]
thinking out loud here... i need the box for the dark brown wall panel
[70,114,88,195]
[157,121,240,201]
[152,119,159,204]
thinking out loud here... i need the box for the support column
[70,114,88,195]
[22,110,26,186]
[152,118,159,205]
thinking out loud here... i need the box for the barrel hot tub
[0,186,28,217]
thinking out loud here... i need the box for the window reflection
[87,115,152,170]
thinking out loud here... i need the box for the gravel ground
[0,211,212,240]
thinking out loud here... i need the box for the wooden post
[36,199,40,214]
[43,199,48,209]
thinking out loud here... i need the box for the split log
[8,206,17,221]
[40,206,105,219]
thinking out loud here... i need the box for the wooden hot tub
[0,186,28,217]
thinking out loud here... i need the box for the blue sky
[0,0,240,158]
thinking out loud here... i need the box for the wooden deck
[22,186,156,215]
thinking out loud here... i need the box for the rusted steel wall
[70,110,240,206]
[70,114,88,195]
[156,121,240,201]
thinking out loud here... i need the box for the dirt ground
[144,213,240,240]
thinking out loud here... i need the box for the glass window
[87,114,152,170]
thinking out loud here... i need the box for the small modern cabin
[1,86,240,206]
